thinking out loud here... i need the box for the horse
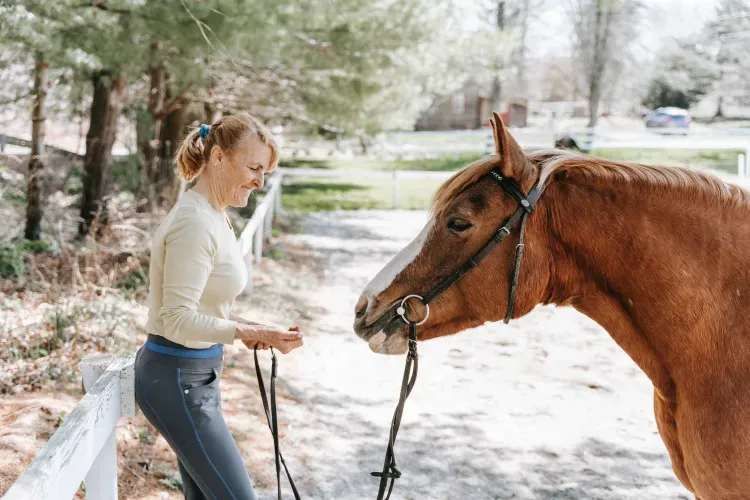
[554,134,582,152]
[353,112,750,499]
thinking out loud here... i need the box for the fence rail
[0,133,84,159]
[234,173,283,295]
[2,355,136,500]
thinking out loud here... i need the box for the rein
[371,170,546,500]
[254,347,301,500]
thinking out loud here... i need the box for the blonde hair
[175,113,280,181]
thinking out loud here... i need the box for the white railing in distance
[2,354,137,500]
[238,173,284,295]
[277,167,454,209]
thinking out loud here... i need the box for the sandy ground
[235,210,693,500]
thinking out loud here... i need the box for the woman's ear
[210,145,223,165]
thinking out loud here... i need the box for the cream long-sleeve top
[145,189,248,348]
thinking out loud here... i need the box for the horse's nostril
[355,295,368,317]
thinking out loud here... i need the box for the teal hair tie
[199,124,211,139]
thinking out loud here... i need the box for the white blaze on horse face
[363,218,434,303]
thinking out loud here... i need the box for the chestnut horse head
[353,112,552,354]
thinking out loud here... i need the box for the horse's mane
[431,150,750,216]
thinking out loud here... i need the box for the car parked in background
[644,107,691,134]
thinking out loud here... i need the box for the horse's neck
[541,178,750,389]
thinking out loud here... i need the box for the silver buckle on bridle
[396,294,430,326]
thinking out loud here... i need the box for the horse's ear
[490,111,529,182]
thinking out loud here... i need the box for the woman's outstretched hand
[236,323,304,354]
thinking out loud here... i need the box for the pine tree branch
[157,84,195,119]
[77,0,131,15]
[0,90,33,106]
[178,0,239,71]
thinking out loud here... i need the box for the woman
[135,113,304,500]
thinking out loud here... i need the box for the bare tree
[567,0,641,127]
[471,0,543,126]
[25,53,48,241]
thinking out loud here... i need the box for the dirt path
[236,210,692,500]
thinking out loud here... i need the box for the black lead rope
[254,347,301,500]
[371,322,419,500]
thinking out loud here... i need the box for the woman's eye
[447,218,473,232]
[248,165,261,171]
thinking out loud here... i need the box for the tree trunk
[714,95,724,120]
[490,1,505,115]
[204,74,221,124]
[138,42,166,212]
[587,85,601,128]
[25,54,48,241]
[586,0,612,128]
[158,98,187,206]
[78,71,125,238]
[514,0,530,98]
[491,77,502,116]
[204,101,221,125]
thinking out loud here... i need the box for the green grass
[279,152,481,172]
[591,149,743,175]
[0,238,55,279]
[115,266,149,297]
[281,178,445,212]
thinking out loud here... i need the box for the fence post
[264,204,274,242]
[392,171,400,209]
[739,154,746,177]
[275,176,283,214]
[243,250,254,296]
[0,134,5,152]
[120,355,137,418]
[81,355,118,500]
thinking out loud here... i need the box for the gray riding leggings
[135,334,257,500]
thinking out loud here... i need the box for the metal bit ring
[396,295,430,326]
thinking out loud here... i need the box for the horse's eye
[447,218,473,233]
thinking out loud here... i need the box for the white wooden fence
[2,354,136,500]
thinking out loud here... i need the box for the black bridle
[371,170,546,500]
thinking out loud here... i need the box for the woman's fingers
[275,338,304,354]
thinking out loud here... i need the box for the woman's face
[211,134,273,208]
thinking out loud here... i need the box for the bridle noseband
[372,169,546,500]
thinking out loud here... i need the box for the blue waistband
[144,340,223,359]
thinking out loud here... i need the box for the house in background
[414,77,528,131]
